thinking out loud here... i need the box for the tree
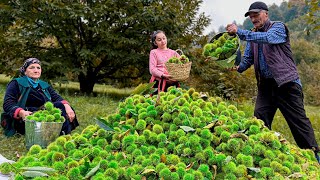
[218,25,225,33]
[291,38,320,64]
[305,0,320,30]
[0,0,210,94]
[269,4,284,21]
[242,18,253,30]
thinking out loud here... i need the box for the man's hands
[228,65,239,71]
[226,24,238,34]
[226,24,240,71]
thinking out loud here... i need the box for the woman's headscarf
[19,58,41,76]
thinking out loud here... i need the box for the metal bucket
[209,32,241,68]
[25,120,63,149]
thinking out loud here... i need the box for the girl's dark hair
[150,30,165,50]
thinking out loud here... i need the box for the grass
[0,78,319,161]
[0,74,11,85]
[238,101,320,147]
[0,74,133,98]
[52,81,133,98]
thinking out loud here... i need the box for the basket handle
[175,49,184,56]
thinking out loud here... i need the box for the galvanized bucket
[25,120,63,149]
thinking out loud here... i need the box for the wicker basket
[209,32,241,68]
[166,49,192,81]
[166,61,192,81]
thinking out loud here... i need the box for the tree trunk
[78,72,96,95]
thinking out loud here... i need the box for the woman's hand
[19,110,33,120]
[64,104,75,122]
[161,74,172,80]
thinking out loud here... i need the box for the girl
[149,30,180,93]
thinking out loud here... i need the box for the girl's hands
[161,74,172,80]
[162,74,178,83]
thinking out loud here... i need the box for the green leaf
[203,122,216,129]
[247,167,261,173]
[121,125,132,131]
[131,82,156,95]
[128,109,138,116]
[180,126,195,132]
[209,56,219,61]
[238,129,247,133]
[22,171,49,177]
[170,108,179,113]
[288,173,303,178]
[95,118,114,131]
[141,168,155,175]
[172,96,181,104]
[225,156,233,163]
[230,133,249,141]
[19,167,55,173]
[203,123,214,129]
[84,162,100,179]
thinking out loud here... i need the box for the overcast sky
[199,0,286,34]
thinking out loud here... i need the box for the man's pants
[254,78,318,151]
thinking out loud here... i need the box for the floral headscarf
[19,58,41,75]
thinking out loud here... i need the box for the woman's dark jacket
[2,76,79,136]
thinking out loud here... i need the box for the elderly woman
[1,58,79,137]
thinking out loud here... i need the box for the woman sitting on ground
[1,58,79,137]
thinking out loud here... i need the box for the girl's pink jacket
[149,48,180,79]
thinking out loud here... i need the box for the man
[226,1,319,162]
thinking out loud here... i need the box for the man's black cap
[245,1,268,17]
